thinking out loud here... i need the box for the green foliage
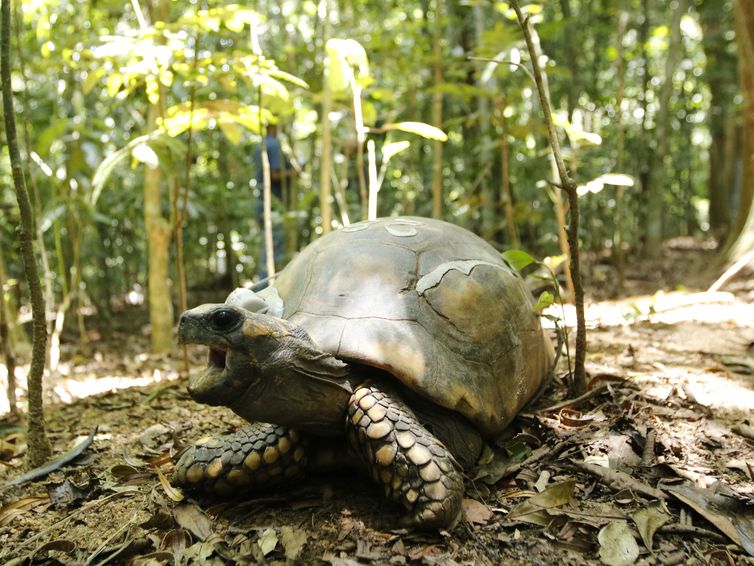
[501,249,537,271]
[2,0,731,321]
[380,122,448,141]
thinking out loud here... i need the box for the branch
[1,0,51,465]
[468,56,536,84]
[510,1,587,395]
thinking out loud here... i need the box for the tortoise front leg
[173,423,306,496]
[346,385,464,529]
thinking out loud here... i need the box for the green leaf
[36,119,69,158]
[40,205,66,233]
[597,173,635,187]
[91,133,157,206]
[533,291,555,313]
[381,122,448,141]
[223,6,259,32]
[381,141,410,164]
[82,69,105,94]
[106,72,123,97]
[267,68,309,90]
[161,101,274,137]
[577,173,636,197]
[502,249,537,271]
[326,38,370,92]
[131,142,159,168]
[218,121,243,144]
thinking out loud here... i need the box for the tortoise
[173,216,553,528]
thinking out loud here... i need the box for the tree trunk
[614,7,628,288]
[144,103,174,353]
[474,3,495,240]
[0,246,18,417]
[637,0,651,251]
[319,0,333,233]
[700,0,739,242]
[142,0,174,353]
[431,0,444,220]
[496,97,519,247]
[13,4,54,330]
[1,0,51,464]
[644,0,686,258]
[723,0,754,262]
[558,0,578,120]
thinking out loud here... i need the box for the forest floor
[1,239,753,565]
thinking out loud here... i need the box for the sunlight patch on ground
[51,370,179,404]
[545,290,754,329]
[0,364,181,415]
[634,365,754,413]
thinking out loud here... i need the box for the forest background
[2,1,754,563]
[0,0,752,364]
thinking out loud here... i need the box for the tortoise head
[177,303,353,433]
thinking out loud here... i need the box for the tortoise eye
[210,308,240,331]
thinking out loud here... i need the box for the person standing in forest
[254,123,291,281]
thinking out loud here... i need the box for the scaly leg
[346,385,464,529]
[173,423,306,496]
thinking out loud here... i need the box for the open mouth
[207,347,228,373]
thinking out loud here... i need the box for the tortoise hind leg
[346,385,464,529]
[173,423,307,496]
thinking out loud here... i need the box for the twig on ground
[708,250,754,292]
[641,428,656,467]
[536,385,608,413]
[658,523,727,543]
[573,460,666,500]
[85,508,141,565]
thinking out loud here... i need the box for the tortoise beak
[177,308,233,405]
[177,309,203,346]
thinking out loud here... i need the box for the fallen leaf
[732,423,754,441]
[534,470,551,492]
[280,526,307,560]
[32,539,76,558]
[157,468,184,502]
[131,550,177,564]
[720,355,754,374]
[598,521,639,566]
[183,541,216,563]
[559,408,594,427]
[0,495,50,527]
[140,510,174,530]
[0,434,26,461]
[139,424,171,446]
[160,528,192,563]
[508,480,575,525]
[665,482,754,556]
[473,446,514,485]
[258,528,278,556]
[408,544,439,561]
[173,502,212,542]
[462,498,493,525]
[631,500,670,550]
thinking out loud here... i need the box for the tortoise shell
[267,217,553,437]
